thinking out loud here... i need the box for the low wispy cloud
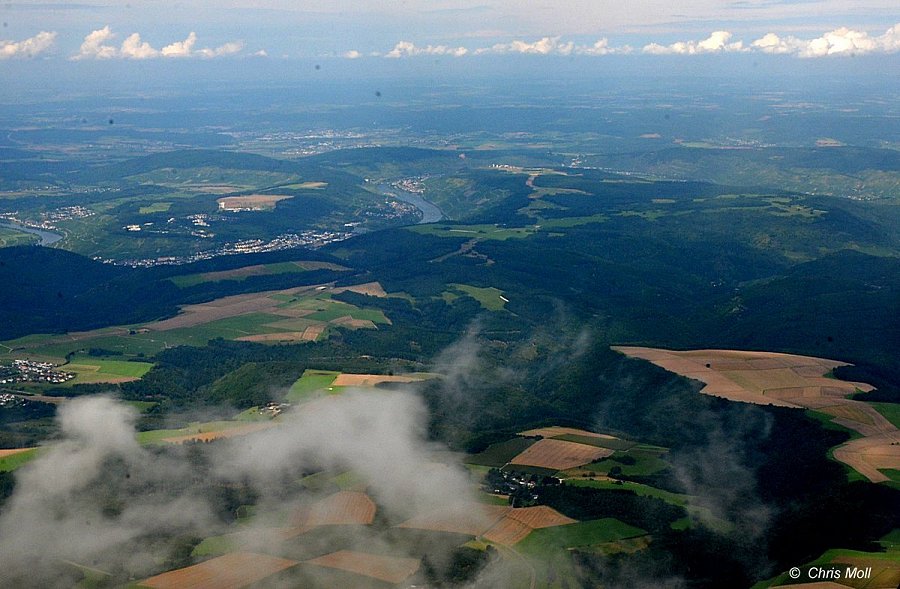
[643,30,746,54]
[72,26,244,60]
[1,31,57,60]
[751,22,900,57]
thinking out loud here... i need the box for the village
[0,359,75,385]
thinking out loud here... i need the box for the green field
[124,400,157,413]
[0,226,39,247]
[871,402,900,428]
[0,448,40,472]
[446,284,507,311]
[303,301,389,324]
[286,369,340,403]
[410,223,535,240]
[138,202,172,214]
[64,356,154,384]
[0,290,389,363]
[518,518,646,554]
[135,420,259,445]
[128,166,299,190]
[580,447,669,477]
[553,434,636,451]
[192,534,237,557]
[168,261,312,288]
[566,478,690,507]
[466,437,536,467]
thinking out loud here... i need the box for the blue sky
[1,0,898,61]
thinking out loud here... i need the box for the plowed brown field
[613,347,898,483]
[138,552,298,589]
[305,550,420,584]
[519,426,615,440]
[331,373,425,387]
[509,438,612,470]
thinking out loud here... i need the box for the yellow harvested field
[161,422,275,444]
[519,426,616,440]
[0,447,35,458]
[613,346,899,483]
[509,438,612,471]
[483,517,532,545]
[330,316,376,329]
[833,437,900,483]
[149,290,289,331]
[185,184,240,194]
[397,503,576,546]
[506,506,577,529]
[331,373,426,387]
[293,491,377,529]
[287,181,328,189]
[333,281,388,297]
[306,550,420,585]
[236,331,317,343]
[397,504,509,536]
[217,194,292,211]
[138,552,298,589]
[818,404,876,425]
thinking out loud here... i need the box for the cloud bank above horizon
[2,22,899,61]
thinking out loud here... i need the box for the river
[377,183,444,224]
[0,221,64,246]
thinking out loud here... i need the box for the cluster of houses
[0,360,75,385]
[260,402,291,417]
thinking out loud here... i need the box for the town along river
[376,183,444,224]
[0,222,63,246]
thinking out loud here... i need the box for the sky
[1,0,898,63]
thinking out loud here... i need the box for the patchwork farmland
[614,347,900,483]
[0,282,392,368]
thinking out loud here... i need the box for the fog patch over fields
[0,397,218,587]
[0,386,503,586]
[215,388,473,519]
[667,405,775,569]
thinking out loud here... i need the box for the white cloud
[119,33,159,60]
[196,40,244,58]
[0,31,57,60]
[253,49,269,57]
[343,49,362,59]
[385,40,468,58]
[575,38,633,56]
[368,25,900,59]
[72,27,244,60]
[752,22,900,57]
[73,25,117,60]
[476,36,574,55]
[643,30,746,55]
[160,31,197,58]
